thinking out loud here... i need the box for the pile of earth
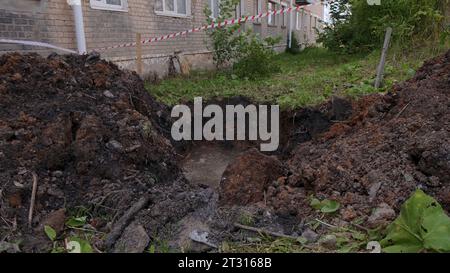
[218,49,450,233]
[0,53,212,252]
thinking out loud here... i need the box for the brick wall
[0,0,325,77]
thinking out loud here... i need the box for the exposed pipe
[67,0,87,54]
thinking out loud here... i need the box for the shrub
[233,35,281,80]
[318,0,449,54]
[204,0,280,79]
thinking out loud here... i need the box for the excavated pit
[0,49,449,253]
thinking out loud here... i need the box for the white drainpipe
[67,0,87,54]
[288,0,293,48]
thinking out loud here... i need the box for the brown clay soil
[215,50,450,240]
[267,49,450,228]
[0,50,449,253]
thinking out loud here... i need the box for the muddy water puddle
[181,143,245,188]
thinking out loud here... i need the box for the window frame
[235,0,245,19]
[267,1,275,26]
[255,0,262,23]
[90,0,128,12]
[281,2,287,28]
[155,0,191,18]
[208,0,220,20]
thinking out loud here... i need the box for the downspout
[67,0,87,54]
[288,0,293,48]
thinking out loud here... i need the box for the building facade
[0,0,324,78]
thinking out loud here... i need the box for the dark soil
[0,52,210,252]
[1,49,449,253]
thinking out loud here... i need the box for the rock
[39,209,66,235]
[301,228,319,243]
[367,203,396,228]
[52,171,63,178]
[103,90,115,98]
[341,206,358,221]
[368,182,382,202]
[0,241,21,253]
[86,51,101,63]
[319,234,337,249]
[219,148,286,206]
[426,176,441,187]
[106,139,123,151]
[114,222,150,253]
[7,192,22,208]
[188,230,217,252]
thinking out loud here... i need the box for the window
[281,3,287,27]
[296,11,301,30]
[90,0,128,12]
[255,0,262,23]
[267,2,275,26]
[155,0,191,17]
[208,0,220,19]
[235,0,245,19]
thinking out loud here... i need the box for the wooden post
[136,33,143,77]
[375,27,393,88]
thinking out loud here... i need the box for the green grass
[146,44,448,109]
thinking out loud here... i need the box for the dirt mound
[0,53,209,252]
[268,50,450,223]
[219,148,287,206]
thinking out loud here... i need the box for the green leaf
[381,190,450,253]
[44,225,57,241]
[310,197,340,214]
[67,237,93,253]
[320,200,340,213]
[66,216,87,228]
[310,198,322,210]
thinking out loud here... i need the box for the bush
[318,0,449,54]
[233,35,281,80]
[204,0,280,79]
[204,0,243,68]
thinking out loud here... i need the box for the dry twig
[28,172,38,228]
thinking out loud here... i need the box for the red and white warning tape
[93,5,314,52]
[0,6,318,54]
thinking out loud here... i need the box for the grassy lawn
[146,45,448,109]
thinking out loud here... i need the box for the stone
[367,203,396,228]
[52,171,63,177]
[39,209,66,235]
[106,139,123,151]
[319,234,337,249]
[114,222,150,253]
[302,228,319,243]
[103,90,115,98]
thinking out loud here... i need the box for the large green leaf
[381,190,450,253]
